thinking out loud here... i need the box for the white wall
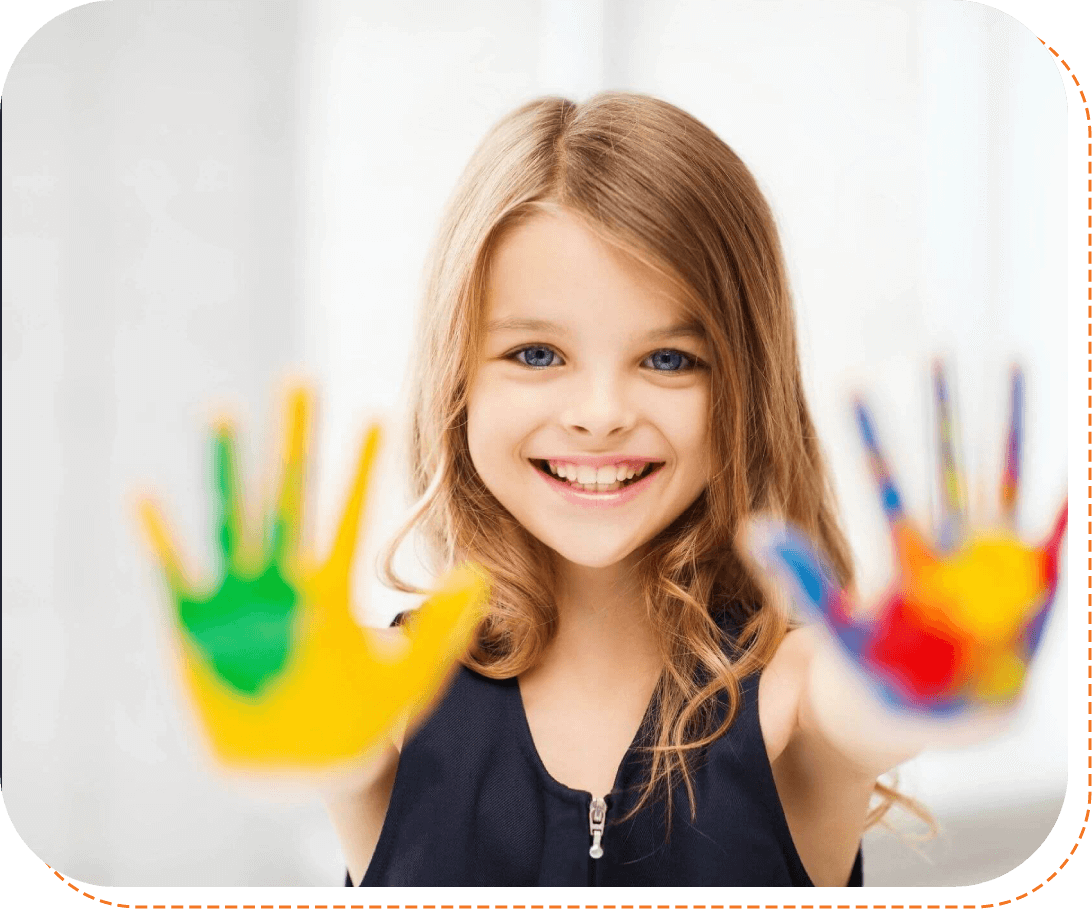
[2,0,319,886]
[1,0,1068,886]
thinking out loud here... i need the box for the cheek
[668,397,711,482]
[662,389,711,465]
[465,377,530,472]
[464,393,494,474]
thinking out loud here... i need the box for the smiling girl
[144,91,1062,888]
[324,92,915,887]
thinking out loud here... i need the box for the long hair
[379,91,917,834]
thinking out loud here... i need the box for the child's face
[466,208,712,570]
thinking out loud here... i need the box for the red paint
[865,595,965,701]
[1039,500,1068,593]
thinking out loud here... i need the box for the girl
[145,91,1063,888]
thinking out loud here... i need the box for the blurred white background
[1,0,1067,888]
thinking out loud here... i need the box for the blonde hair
[380,91,924,836]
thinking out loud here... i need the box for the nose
[559,370,637,439]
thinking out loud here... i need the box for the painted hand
[137,386,491,770]
[740,364,1066,717]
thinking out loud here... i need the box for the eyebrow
[485,317,706,342]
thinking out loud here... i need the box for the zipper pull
[588,797,607,859]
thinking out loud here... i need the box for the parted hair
[379,91,927,836]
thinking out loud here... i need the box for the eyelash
[506,344,705,373]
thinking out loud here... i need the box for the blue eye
[646,351,690,373]
[508,345,703,373]
[511,345,559,367]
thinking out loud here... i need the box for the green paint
[165,428,299,696]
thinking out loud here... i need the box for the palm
[174,560,297,695]
[742,363,1066,716]
[138,385,490,770]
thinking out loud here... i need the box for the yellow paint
[178,562,489,768]
[903,531,1043,647]
[968,648,1026,701]
[141,386,492,771]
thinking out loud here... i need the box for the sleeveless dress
[350,609,865,887]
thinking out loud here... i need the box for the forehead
[484,209,696,332]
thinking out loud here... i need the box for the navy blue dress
[349,610,864,887]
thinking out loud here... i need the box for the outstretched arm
[740,363,1067,779]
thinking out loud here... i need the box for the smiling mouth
[530,459,666,493]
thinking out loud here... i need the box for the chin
[556,551,629,570]
[536,535,641,570]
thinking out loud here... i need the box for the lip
[534,454,663,469]
[531,459,665,509]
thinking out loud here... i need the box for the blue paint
[854,402,877,449]
[832,621,870,660]
[774,541,826,609]
[880,480,902,515]
[1021,597,1050,655]
[873,677,966,717]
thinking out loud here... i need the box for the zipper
[588,796,607,859]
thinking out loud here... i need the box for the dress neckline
[506,607,746,803]
[511,673,658,805]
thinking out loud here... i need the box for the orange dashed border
[37,37,1090,909]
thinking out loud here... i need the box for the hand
[740,362,1066,719]
[136,384,491,774]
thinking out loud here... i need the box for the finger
[325,423,382,577]
[853,397,935,574]
[1015,496,1066,658]
[737,516,869,657]
[268,386,309,561]
[999,365,1024,527]
[135,493,193,594]
[1017,496,1068,659]
[854,397,906,525]
[1039,496,1068,596]
[213,421,245,571]
[932,359,966,549]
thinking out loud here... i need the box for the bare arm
[797,628,936,776]
[323,740,401,887]
[761,626,880,888]
[321,625,412,886]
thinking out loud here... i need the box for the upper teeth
[544,460,655,484]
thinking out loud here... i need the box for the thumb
[737,516,868,655]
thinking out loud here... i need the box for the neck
[538,553,663,684]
